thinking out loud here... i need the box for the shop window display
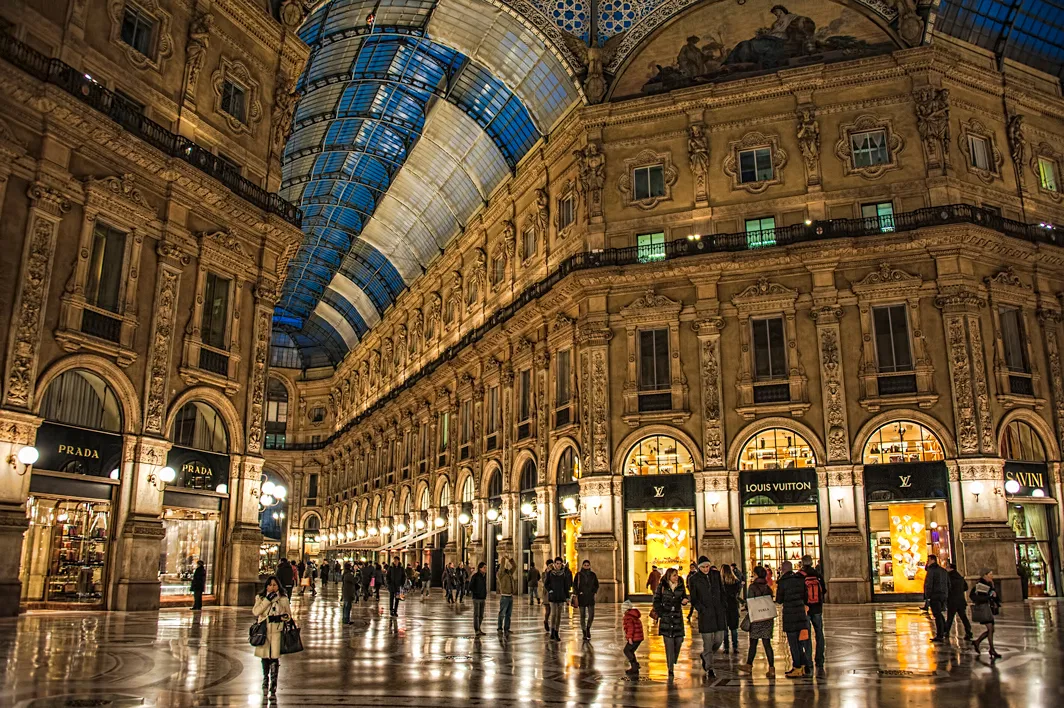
[623,435,694,475]
[743,505,820,575]
[20,498,110,604]
[862,421,944,465]
[160,509,218,596]
[562,515,582,570]
[739,428,815,470]
[1009,503,1057,596]
[868,502,950,594]
[627,510,694,593]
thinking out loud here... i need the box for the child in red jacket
[622,599,644,675]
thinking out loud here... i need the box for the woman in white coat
[253,576,291,696]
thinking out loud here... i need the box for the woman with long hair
[253,576,291,696]
[721,564,743,654]
[653,567,689,677]
[970,569,1002,660]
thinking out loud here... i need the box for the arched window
[1001,420,1046,462]
[39,369,122,432]
[304,515,320,534]
[402,492,411,514]
[624,434,694,475]
[487,469,503,498]
[862,421,944,465]
[461,474,475,503]
[265,378,288,448]
[557,446,581,484]
[419,487,430,510]
[740,428,816,471]
[520,459,537,491]
[171,401,228,453]
[439,480,451,508]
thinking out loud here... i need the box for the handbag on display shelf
[280,619,304,655]
[746,594,777,623]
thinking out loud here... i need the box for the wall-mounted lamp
[109,468,120,481]
[397,522,408,533]
[356,528,366,538]
[458,512,471,525]
[434,516,446,528]
[831,489,846,508]
[520,502,535,516]
[486,507,499,522]
[147,465,176,490]
[562,497,578,513]
[415,519,426,530]
[970,481,984,502]
[346,530,354,540]
[216,483,228,495]
[368,526,378,536]
[706,492,720,512]
[1033,488,1046,498]
[1004,479,1021,495]
[686,233,701,242]
[8,446,38,476]
[380,524,391,535]
[495,533,503,542]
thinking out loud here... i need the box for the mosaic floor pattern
[2,587,1062,707]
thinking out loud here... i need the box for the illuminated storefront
[623,435,696,597]
[739,428,820,577]
[557,446,582,570]
[1001,420,1059,597]
[861,421,952,600]
[160,506,220,596]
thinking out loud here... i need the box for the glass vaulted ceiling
[274,0,580,369]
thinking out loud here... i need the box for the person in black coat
[276,559,294,599]
[573,560,599,640]
[469,562,489,635]
[544,557,572,641]
[923,554,950,641]
[944,561,972,641]
[374,563,384,600]
[340,562,358,624]
[653,567,688,678]
[970,570,1002,660]
[688,556,727,677]
[721,564,743,654]
[386,557,405,616]
[359,561,373,601]
[775,561,812,677]
[190,560,206,610]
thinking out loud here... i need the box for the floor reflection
[1,590,1062,707]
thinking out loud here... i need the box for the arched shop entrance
[303,515,321,560]
[518,459,538,590]
[434,480,451,585]
[486,469,503,591]
[21,369,124,608]
[860,420,951,601]
[458,474,474,566]
[556,446,581,570]
[622,434,696,598]
[739,428,820,579]
[162,401,230,602]
[1001,419,1059,597]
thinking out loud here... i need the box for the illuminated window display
[20,498,110,604]
[739,428,815,470]
[623,435,694,475]
[562,515,582,570]
[160,509,218,596]
[627,510,694,593]
[743,505,820,574]
[1001,421,1058,597]
[863,421,952,598]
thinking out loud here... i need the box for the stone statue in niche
[915,87,951,169]
[574,142,605,221]
[561,32,625,104]
[796,106,820,185]
[183,12,213,100]
[1007,113,1027,187]
[687,125,709,202]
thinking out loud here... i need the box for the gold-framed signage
[34,422,123,478]
[1004,461,1053,499]
[740,468,818,506]
[165,446,230,490]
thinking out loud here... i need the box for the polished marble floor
[2,585,1062,707]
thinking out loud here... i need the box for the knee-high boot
[269,660,279,696]
[261,658,271,693]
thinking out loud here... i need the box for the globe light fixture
[521,502,534,516]
[458,512,471,525]
[486,508,499,522]
[1005,479,1021,495]
[415,519,426,530]
[434,516,445,527]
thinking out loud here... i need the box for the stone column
[469,498,486,569]
[954,458,1020,600]
[224,455,265,606]
[444,501,461,565]
[823,465,868,603]
[0,412,40,615]
[111,436,170,611]
[697,470,737,567]
[532,485,554,570]
[577,322,612,478]
[575,475,621,602]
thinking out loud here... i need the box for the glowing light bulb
[397,523,407,533]
[159,466,176,483]
[434,517,445,527]
[486,508,499,522]
[415,519,425,530]
[17,446,39,465]
[562,497,577,512]
[520,502,534,516]
[261,481,276,496]
[970,482,984,496]
[216,483,228,494]
[1005,479,1021,495]
[458,512,471,525]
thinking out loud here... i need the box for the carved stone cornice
[27,183,71,216]
[935,285,987,312]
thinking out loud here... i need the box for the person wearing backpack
[800,555,827,677]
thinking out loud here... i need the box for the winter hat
[622,599,633,611]
[697,555,711,566]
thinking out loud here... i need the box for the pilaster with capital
[144,242,189,435]
[936,286,994,455]
[953,457,1020,601]
[577,322,613,474]
[0,411,41,615]
[693,318,726,469]
[812,306,851,463]
[224,455,266,606]
[1038,308,1064,455]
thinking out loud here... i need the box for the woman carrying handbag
[653,567,689,678]
[970,569,1002,661]
[737,566,776,678]
[252,576,292,697]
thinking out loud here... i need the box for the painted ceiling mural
[273,0,1064,369]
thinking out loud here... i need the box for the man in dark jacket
[360,561,374,601]
[455,563,469,603]
[341,562,358,624]
[190,560,206,610]
[527,561,541,605]
[320,561,330,588]
[544,557,572,641]
[775,560,812,678]
[386,557,406,616]
[801,555,827,676]
[923,554,950,642]
[276,559,294,598]
[944,561,973,641]
[469,562,489,635]
[689,555,727,677]
[574,560,600,641]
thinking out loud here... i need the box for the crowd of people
[250,552,1003,694]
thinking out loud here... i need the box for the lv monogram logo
[898,475,912,488]
[653,486,665,498]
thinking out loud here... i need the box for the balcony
[0,32,301,227]
[80,309,122,343]
[198,348,229,376]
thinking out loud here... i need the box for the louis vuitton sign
[623,473,695,510]
[864,461,949,502]
[740,469,818,506]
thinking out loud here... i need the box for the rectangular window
[633,165,666,200]
[752,317,787,380]
[460,400,473,445]
[487,385,499,435]
[1000,307,1029,373]
[491,255,505,285]
[968,135,991,171]
[745,216,776,249]
[872,305,914,373]
[201,272,230,350]
[221,80,247,123]
[444,297,455,324]
[420,423,430,461]
[555,349,571,406]
[522,226,536,260]
[558,194,575,229]
[121,4,156,57]
[438,411,449,452]
[266,399,287,424]
[519,369,532,421]
[85,223,126,313]
[1039,157,1059,192]
[307,473,318,502]
[637,232,666,263]
[738,147,773,183]
[850,129,890,168]
[638,329,670,391]
[861,202,895,233]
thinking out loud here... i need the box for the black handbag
[971,602,993,624]
[280,620,304,655]
[249,619,268,647]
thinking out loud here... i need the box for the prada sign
[165,446,230,491]
[864,461,948,502]
[1004,461,1054,499]
[623,473,695,510]
[741,469,818,506]
[34,422,123,478]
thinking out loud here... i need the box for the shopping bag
[300,577,310,587]
[798,627,809,641]
[248,619,268,647]
[746,594,776,622]
[280,620,304,654]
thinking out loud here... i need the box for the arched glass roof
[275,0,581,368]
